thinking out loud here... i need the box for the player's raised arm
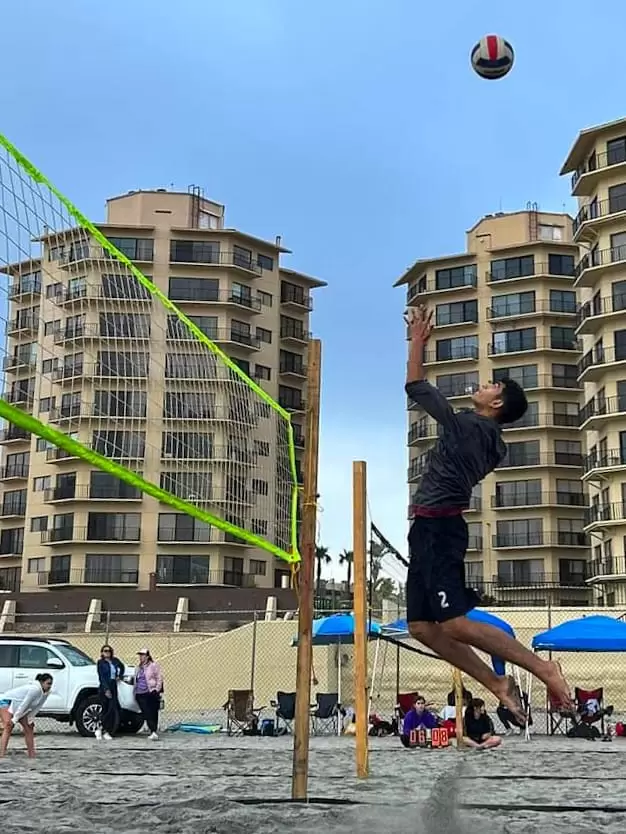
[404,306,458,431]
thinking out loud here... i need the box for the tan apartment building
[561,117,626,606]
[395,209,590,606]
[0,188,325,593]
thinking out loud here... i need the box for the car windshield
[55,644,95,667]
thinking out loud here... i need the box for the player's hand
[404,305,434,343]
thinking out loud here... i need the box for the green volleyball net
[0,134,300,566]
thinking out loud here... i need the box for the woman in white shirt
[0,673,53,758]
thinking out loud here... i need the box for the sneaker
[94,729,102,741]
[149,732,159,741]
[504,728,514,737]
[103,732,113,741]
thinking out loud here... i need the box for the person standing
[0,673,53,758]
[134,648,163,741]
[96,644,125,741]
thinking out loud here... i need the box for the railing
[44,484,142,502]
[573,195,626,236]
[497,452,583,468]
[279,361,307,376]
[407,271,477,301]
[408,423,439,444]
[489,574,588,589]
[502,412,580,429]
[0,463,29,479]
[167,289,262,310]
[579,395,626,425]
[279,398,306,412]
[487,299,576,320]
[587,556,626,579]
[3,355,36,371]
[280,328,311,342]
[574,245,626,279]
[169,249,263,275]
[491,491,587,509]
[488,336,580,356]
[280,289,313,309]
[156,569,257,588]
[41,526,142,544]
[423,346,479,362]
[3,390,34,405]
[57,284,152,304]
[576,294,626,328]
[54,323,151,343]
[584,502,626,526]
[571,147,626,190]
[492,531,588,548]
[467,536,483,550]
[0,503,26,517]
[582,449,626,475]
[8,280,41,298]
[435,313,478,326]
[0,428,30,443]
[38,568,140,587]
[7,318,38,334]
[579,345,626,376]
[486,262,575,283]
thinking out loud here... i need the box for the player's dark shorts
[406,514,481,624]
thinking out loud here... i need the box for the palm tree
[372,576,398,615]
[315,545,331,593]
[338,549,354,591]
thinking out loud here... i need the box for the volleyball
[470,35,515,80]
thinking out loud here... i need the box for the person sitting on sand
[0,673,53,759]
[400,695,439,746]
[463,698,502,750]
[440,687,473,722]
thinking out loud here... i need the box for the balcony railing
[408,423,440,444]
[54,323,151,344]
[156,568,257,588]
[492,531,588,548]
[423,346,479,363]
[41,526,141,544]
[280,289,313,310]
[573,195,626,236]
[38,568,139,587]
[467,536,483,550]
[578,345,626,378]
[167,289,262,311]
[280,328,311,343]
[492,491,586,509]
[279,361,307,376]
[583,449,626,475]
[0,464,29,479]
[486,262,575,284]
[576,295,626,329]
[584,502,626,526]
[169,250,263,275]
[44,484,142,502]
[57,285,152,305]
[407,271,477,302]
[3,355,36,372]
[574,246,626,280]
[0,503,26,518]
[0,427,30,443]
[8,280,41,298]
[3,389,34,406]
[487,299,576,320]
[497,452,583,469]
[7,318,38,335]
[579,395,626,426]
[488,336,580,356]
[279,398,306,413]
[491,573,588,589]
[571,147,626,190]
[587,556,626,579]
[502,411,580,430]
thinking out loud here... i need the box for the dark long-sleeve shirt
[464,710,495,743]
[406,380,506,511]
[403,708,439,734]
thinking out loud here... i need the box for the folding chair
[271,691,296,734]
[395,691,420,723]
[576,687,613,735]
[547,692,571,735]
[311,692,339,734]
[224,689,263,736]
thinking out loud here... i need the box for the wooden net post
[291,339,322,800]
[453,667,465,748]
[352,460,369,778]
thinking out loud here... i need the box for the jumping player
[405,305,572,722]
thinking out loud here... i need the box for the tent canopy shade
[291,612,382,647]
[532,615,626,652]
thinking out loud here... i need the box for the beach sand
[0,733,623,834]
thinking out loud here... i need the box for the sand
[0,733,623,834]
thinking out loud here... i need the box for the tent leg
[337,641,342,736]
[368,637,381,720]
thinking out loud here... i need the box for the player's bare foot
[544,660,573,711]
[495,675,526,725]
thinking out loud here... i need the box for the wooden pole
[352,460,369,779]
[453,667,465,748]
[291,339,322,801]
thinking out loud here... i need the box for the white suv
[0,636,143,737]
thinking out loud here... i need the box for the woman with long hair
[0,673,53,758]
[134,648,163,741]
[96,644,125,740]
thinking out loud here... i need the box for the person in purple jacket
[400,695,439,747]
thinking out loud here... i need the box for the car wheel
[75,696,120,738]
[117,712,145,734]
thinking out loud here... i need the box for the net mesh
[0,134,299,567]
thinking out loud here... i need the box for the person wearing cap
[134,648,164,741]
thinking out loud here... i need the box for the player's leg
[0,707,13,757]
[19,718,36,758]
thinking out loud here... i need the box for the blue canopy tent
[532,615,626,652]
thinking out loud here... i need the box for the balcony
[492,531,588,549]
[573,195,626,243]
[2,390,34,408]
[582,449,626,479]
[8,279,41,300]
[0,463,29,481]
[45,447,81,464]
[423,346,479,365]
[407,271,477,303]
[485,262,575,286]
[55,284,152,307]
[578,345,626,383]
[43,484,142,503]
[7,318,38,337]
[571,147,626,197]
[502,411,580,431]
[583,503,626,530]
[279,360,307,379]
[574,245,626,288]
[587,556,626,583]
[467,536,483,551]
[279,398,305,414]
[155,568,257,588]
[3,355,36,374]
[0,503,26,519]
[54,323,151,346]
[487,298,577,323]
[408,423,439,446]
[0,427,30,445]
[576,295,626,335]
[41,526,141,545]
[491,573,588,590]
[168,289,262,313]
[496,451,583,470]
[488,336,580,358]
[217,329,261,350]
[163,404,259,427]
[38,568,139,587]
[52,365,86,384]
[280,289,313,311]
[491,491,587,509]
[169,249,263,276]
[280,328,311,345]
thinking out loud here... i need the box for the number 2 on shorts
[438,590,449,609]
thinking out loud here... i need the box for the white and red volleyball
[470,35,515,80]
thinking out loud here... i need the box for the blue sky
[3,0,626,586]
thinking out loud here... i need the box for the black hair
[495,377,528,425]
[100,644,113,656]
[470,698,485,710]
[447,687,473,707]
[36,673,53,684]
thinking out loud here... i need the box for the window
[280,315,307,340]
[554,439,582,466]
[258,290,273,307]
[556,478,583,500]
[500,440,540,467]
[0,527,24,555]
[559,558,587,585]
[170,239,220,264]
[538,225,563,241]
[252,519,268,535]
[550,326,577,350]
[547,254,575,276]
[100,313,151,339]
[28,557,45,574]
[163,391,215,419]
[552,363,578,388]
[97,351,149,378]
[435,335,478,361]
[466,521,482,550]
[167,314,218,341]
[39,397,54,413]
[615,329,626,361]
[30,516,48,533]
[233,244,253,268]
[18,645,57,669]
[33,476,51,492]
[156,554,210,585]
[553,401,579,427]
[168,276,219,302]
[232,357,250,376]
[162,432,213,459]
[490,255,534,282]
[92,431,145,458]
[49,554,71,584]
[231,282,253,306]
[255,364,271,381]
[4,451,29,477]
[231,319,252,345]
[58,392,81,418]
[434,264,477,290]
[2,489,27,516]
[165,351,219,379]
[94,390,147,418]
[494,479,542,507]
[497,559,544,585]
[15,306,39,330]
[607,136,626,166]
[557,519,585,547]
[493,364,538,389]
[280,350,305,374]
[610,232,626,264]
[257,326,272,343]
[491,328,536,355]
[157,513,212,542]
[258,254,274,271]
[224,556,245,586]
[250,559,267,576]
[281,281,308,306]
[90,471,141,500]
[87,513,141,542]
[252,478,269,496]
[255,440,270,456]
[496,518,543,547]
[101,273,151,300]
[490,291,535,317]
[435,299,478,326]
[435,371,479,398]
[608,183,626,215]
[197,211,219,230]
[278,386,304,410]
[108,237,154,261]
[85,553,139,584]
[550,289,576,313]
[160,471,212,502]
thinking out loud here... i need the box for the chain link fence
[2,604,625,735]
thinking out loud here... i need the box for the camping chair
[224,689,263,736]
[311,692,340,735]
[547,692,571,735]
[576,687,612,734]
[395,692,420,722]
[271,691,296,734]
